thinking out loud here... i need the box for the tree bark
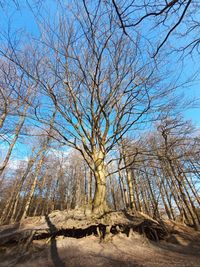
[92,152,107,214]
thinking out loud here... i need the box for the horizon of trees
[0,117,200,227]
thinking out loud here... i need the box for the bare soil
[0,210,200,267]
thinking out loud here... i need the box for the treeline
[0,117,199,227]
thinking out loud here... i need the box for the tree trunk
[126,168,135,210]
[121,140,136,211]
[0,110,7,129]
[0,113,26,177]
[88,169,93,204]
[20,153,45,221]
[167,157,199,227]
[9,150,41,222]
[0,176,20,224]
[118,169,128,209]
[132,170,141,212]
[92,152,107,214]
[33,171,48,216]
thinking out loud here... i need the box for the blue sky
[2,1,198,122]
[184,86,200,126]
[0,2,199,121]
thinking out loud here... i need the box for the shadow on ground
[45,214,66,267]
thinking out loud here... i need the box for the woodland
[0,1,200,266]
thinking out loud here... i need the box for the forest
[0,1,200,266]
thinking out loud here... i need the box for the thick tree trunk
[92,152,107,214]
[92,170,107,214]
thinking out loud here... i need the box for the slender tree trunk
[184,173,200,206]
[163,180,176,220]
[167,157,199,227]
[155,170,174,220]
[132,170,142,212]
[0,113,26,176]
[140,182,150,215]
[120,140,136,211]
[109,176,117,210]
[0,110,7,129]
[14,179,32,222]
[88,169,93,204]
[71,168,80,209]
[174,159,200,222]
[20,110,56,220]
[118,169,127,209]
[126,167,135,210]
[33,171,48,216]
[9,150,41,222]
[41,178,52,216]
[51,177,58,211]
[145,171,160,219]
[0,100,8,129]
[0,177,19,224]
[20,153,45,220]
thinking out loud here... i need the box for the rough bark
[92,152,107,214]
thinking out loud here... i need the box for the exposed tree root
[0,222,168,250]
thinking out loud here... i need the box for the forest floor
[0,209,200,267]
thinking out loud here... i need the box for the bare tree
[8,1,188,214]
[0,1,198,218]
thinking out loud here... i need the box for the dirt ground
[1,211,200,267]
[1,232,200,267]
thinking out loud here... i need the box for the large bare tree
[0,1,192,215]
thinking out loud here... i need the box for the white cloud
[7,157,28,171]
